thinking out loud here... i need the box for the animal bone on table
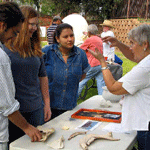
[47,135,65,149]
[37,126,55,142]
[68,131,87,140]
[79,132,120,150]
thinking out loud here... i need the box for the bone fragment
[47,135,65,149]
[68,131,87,140]
[37,126,55,142]
[62,126,70,130]
[79,132,120,150]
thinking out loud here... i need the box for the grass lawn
[41,41,48,47]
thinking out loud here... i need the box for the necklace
[59,49,70,56]
[61,53,70,56]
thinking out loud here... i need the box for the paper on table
[102,123,126,133]
[76,120,102,131]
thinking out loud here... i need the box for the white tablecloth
[9,95,137,150]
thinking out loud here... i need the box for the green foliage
[41,41,48,47]
[41,0,56,16]
[12,0,40,12]
[81,0,123,20]
[6,0,124,20]
[115,51,137,76]
[41,0,82,17]
[51,0,81,17]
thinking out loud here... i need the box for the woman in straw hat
[100,20,115,62]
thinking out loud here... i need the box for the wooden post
[127,0,131,18]
[146,0,149,20]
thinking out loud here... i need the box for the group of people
[47,16,117,97]
[1,2,150,150]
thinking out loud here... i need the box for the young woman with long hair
[4,5,51,143]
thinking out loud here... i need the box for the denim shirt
[42,44,90,110]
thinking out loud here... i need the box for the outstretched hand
[102,36,119,48]
[87,48,104,61]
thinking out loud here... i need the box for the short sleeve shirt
[47,23,58,45]
[101,30,115,61]
[42,44,90,110]
[119,54,150,131]
[80,36,103,67]
[3,45,47,112]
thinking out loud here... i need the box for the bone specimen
[62,126,70,130]
[47,135,65,149]
[79,132,120,150]
[37,126,55,142]
[68,131,87,140]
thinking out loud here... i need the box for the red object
[71,108,122,123]
[104,57,108,61]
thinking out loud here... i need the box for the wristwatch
[101,66,110,70]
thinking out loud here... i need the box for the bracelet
[101,66,110,70]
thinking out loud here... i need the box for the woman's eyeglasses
[28,23,39,27]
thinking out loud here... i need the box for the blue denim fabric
[78,65,105,96]
[42,44,90,110]
[137,131,150,150]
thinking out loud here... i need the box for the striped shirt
[0,42,20,142]
[47,23,58,45]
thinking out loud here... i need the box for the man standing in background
[100,20,115,62]
[47,16,62,45]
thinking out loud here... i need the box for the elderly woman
[42,23,90,119]
[89,24,150,150]
[78,24,105,96]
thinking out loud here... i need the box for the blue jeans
[78,65,105,96]
[137,131,150,150]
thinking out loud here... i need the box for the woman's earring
[144,48,147,51]
[58,43,61,48]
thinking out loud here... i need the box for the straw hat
[100,20,115,28]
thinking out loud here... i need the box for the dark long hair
[53,23,73,44]
[0,2,24,29]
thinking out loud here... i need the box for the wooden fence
[111,19,150,47]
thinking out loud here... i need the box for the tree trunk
[127,0,130,18]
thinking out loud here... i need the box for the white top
[101,30,115,61]
[119,54,150,131]
[0,42,20,142]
